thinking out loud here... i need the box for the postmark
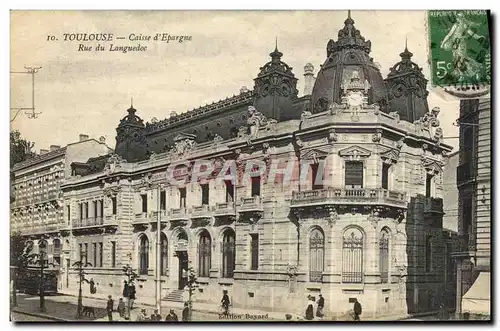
[428,10,491,95]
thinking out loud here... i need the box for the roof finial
[131,97,133,108]
[348,9,351,19]
[405,36,408,52]
[275,36,278,52]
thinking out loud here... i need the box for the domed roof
[310,11,388,113]
[118,101,145,128]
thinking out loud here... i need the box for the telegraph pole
[10,66,42,122]
[155,184,165,314]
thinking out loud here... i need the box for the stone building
[10,135,112,279]
[442,151,459,232]
[453,98,491,318]
[59,14,453,318]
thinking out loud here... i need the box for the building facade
[10,135,112,283]
[454,98,491,318]
[17,14,455,319]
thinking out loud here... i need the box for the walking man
[122,280,130,319]
[316,294,324,318]
[221,290,230,316]
[129,282,136,310]
[106,295,114,322]
[353,298,362,321]
[182,302,190,321]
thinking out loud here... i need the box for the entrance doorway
[175,231,189,290]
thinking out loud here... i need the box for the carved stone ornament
[139,172,153,188]
[301,110,312,121]
[414,107,440,139]
[368,210,380,228]
[286,264,298,276]
[246,106,277,142]
[295,137,304,148]
[213,134,223,144]
[389,111,400,123]
[170,133,197,157]
[104,154,127,175]
[396,137,405,150]
[372,129,382,142]
[327,207,340,227]
[328,129,338,144]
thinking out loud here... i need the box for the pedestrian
[89,278,97,294]
[353,298,362,321]
[221,290,230,316]
[182,302,190,321]
[165,309,178,321]
[305,295,314,320]
[150,309,162,321]
[439,303,449,320]
[106,295,114,322]
[122,281,130,319]
[129,282,136,310]
[316,294,324,318]
[117,298,125,318]
[136,308,149,321]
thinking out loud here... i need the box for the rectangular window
[251,176,261,197]
[79,203,83,220]
[78,243,82,261]
[425,236,432,272]
[84,243,88,264]
[160,190,166,210]
[141,194,148,213]
[225,180,234,203]
[426,174,433,197]
[345,161,364,188]
[311,163,323,190]
[93,243,97,267]
[67,205,71,222]
[85,202,89,219]
[100,199,104,217]
[111,197,117,215]
[382,163,390,190]
[201,184,209,205]
[99,242,103,267]
[111,241,116,268]
[251,234,259,270]
[179,188,187,208]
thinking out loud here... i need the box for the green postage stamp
[428,10,491,89]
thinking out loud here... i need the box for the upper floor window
[141,194,148,213]
[251,176,261,197]
[250,234,259,270]
[381,163,390,189]
[311,163,323,190]
[426,174,433,198]
[179,188,187,208]
[111,197,117,215]
[345,161,363,188]
[160,190,166,210]
[201,184,209,205]
[225,180,234,203]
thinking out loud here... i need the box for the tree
[10,130,35,169]
[10,232,37,307]
[185,266,199,321]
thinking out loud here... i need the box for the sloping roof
[144,90,254,134]
[12,147,67,172]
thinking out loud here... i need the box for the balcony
[457,162,474,185]
[423,197,444,215]
[72,217,104,228]
[191,205,212,219]
[213,202,236,216]
[133,212,149,225]
[290,187,407,209]
[169,207,189,221]
[239,196,264,213]
[451,235,476,259]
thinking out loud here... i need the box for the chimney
[79,134,89,142]
[99,136,106,144]
[40,149,49,155]
[240,86,249,94]
[303,63,315,95]
[49,145,61,152]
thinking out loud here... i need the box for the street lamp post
[38,250,46,313]
[155,184,164,314]
[74,250,91,319]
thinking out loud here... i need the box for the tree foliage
[10,232,36,268]
[10,130,35,169]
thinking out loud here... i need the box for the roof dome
[310,11,388,113]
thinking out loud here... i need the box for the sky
[10,10,461,152]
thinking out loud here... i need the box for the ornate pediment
[380,147,400,164]
[301,147,331,162]
[421,157,443,174]
[169,133,197,156]
[338,145,371,160]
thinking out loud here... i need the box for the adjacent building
[454,98,491,318]
[10,135,112,282]
[56,14,454,319]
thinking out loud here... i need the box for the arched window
[198,230,211,277]
[309,228,325,282]
[138,234,149,275]
[160,233,168,276]
[222,229,235,278]
[379,229,390,283]
[342,228,364,283]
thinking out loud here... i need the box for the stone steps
[162,289,183,302]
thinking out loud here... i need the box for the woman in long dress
[305,296,315,320]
